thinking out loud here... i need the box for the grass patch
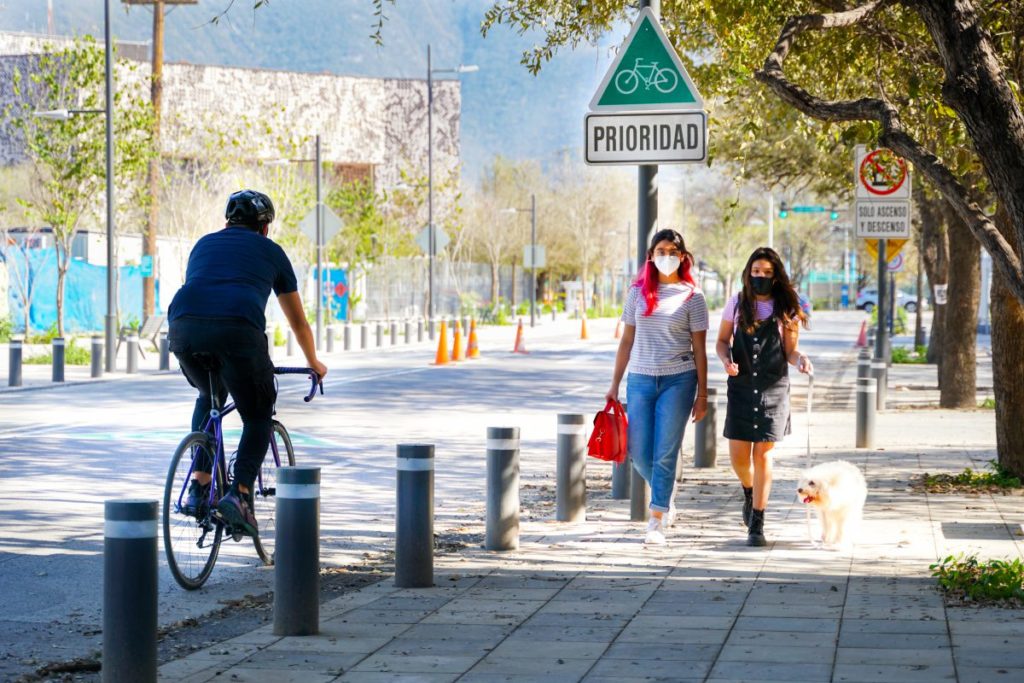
[919,459,1022,493]
[931,553,1024,604]
[891,345,928,364]
[22,339,92,366]
[979,397,996,409]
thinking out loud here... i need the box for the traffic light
[829,206,839,221]
[779,201,789,219]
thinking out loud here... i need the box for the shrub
[931,553,1024,603]
[0,316,12,342]
[891,345,928,364]
[979,397,996,409]
[23,338,92,365]
[274,325,286,347]
[921,459,1022,492]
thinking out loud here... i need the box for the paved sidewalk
[158,409,1022,683]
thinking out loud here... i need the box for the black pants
[169,317,277,490]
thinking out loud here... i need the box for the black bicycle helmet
[225,189,275,227]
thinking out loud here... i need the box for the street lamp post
[426,45,477,320]
[502,194,538,327]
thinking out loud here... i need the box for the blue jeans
[626,370,697,512]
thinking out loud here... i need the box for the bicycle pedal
[231,531,244,542]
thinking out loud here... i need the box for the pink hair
[633,255,697,316]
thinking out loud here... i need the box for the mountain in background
[0,0,624,185]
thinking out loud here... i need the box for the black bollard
[630,457,651,522]
[325,325,334,353]
[287,329,296,356]
[856,377,877,449]
[856,347,871,380]
[8,337,22,387]
[390,320,398,345]
[159,332,170,371]
[376,321,384,347]
[103,499,157,683]
[556,414,587,522]
[51,337,65,382]
[126,334,139,374]
[360,323,368,350]
[418,318,425,343]
[274,467,321,636]
[429,318,436,341]
[343,324,352,351]
[91,335,103,378]
[871,358,887,410]
[694,387,718,467]
[395,444,434,588]
[486,427,520,551]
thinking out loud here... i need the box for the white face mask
[653,255,680,276]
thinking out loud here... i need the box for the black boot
[747,508,767,547]
[742,486,753,528]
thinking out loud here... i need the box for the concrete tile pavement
[155,407,1021,683]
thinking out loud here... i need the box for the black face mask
[750,276,773,295]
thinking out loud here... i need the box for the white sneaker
[645,517,666,545]
[663,503,677,528]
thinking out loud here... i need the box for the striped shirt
[621,283,709,376]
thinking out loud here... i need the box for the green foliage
[0,316,12,343]
[869,306,909,335]
[459,292,482,318]
[25,323,60,344]
[23,338,91,366]
[586,303,623,319]
[979,397,996,409]
[931,554,1024,603]
[891,345,928,364]
[5,37,154,337]
[274,325,286,347]
[922,460,1022,493]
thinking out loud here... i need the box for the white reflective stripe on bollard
[856,385,877,392]
[557,425,585,435]
[486,439,520,450]
[396,458,434,471]
[104,519,157,539]
[277,483,320,499]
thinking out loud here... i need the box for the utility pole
[142,0,164,318]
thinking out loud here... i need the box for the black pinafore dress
[723,315,791,442]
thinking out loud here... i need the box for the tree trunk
[55,264,66,339]
[939,208,980,408]
[991,206,1024,477]
[490,259,499,308]
[918,193,949,365]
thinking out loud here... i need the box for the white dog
[796,460,867,547]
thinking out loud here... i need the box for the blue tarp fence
[3,247,159,333]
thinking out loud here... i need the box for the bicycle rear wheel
[164,432,224,590]
[251,420,295,565]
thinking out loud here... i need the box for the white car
[856,288,923,313]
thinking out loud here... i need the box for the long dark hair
[738,247,805,333]
[633,228,696,316]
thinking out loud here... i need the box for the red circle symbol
[859,149,908,196]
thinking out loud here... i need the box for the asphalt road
[0,312,866,679]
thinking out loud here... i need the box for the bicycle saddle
[189,352,221,372]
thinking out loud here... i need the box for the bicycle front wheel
[252,420,295,565]
[163,431,224,590]
[614,69,638,95]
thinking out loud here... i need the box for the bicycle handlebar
[274,367,323,402]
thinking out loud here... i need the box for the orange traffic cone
[451,319,465,361]
[856,320,868,347]
[512,319,529,354]
[466,319,480,359]
[614,319,622,339]
[580,316,589,340]
[432,320,450,365]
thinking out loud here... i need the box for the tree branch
[755,1,1024,305]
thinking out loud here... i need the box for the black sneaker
[217,488,258,537]
[183,480,211,516]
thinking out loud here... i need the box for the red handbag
[587,399,628,463]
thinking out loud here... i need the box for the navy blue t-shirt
[169,226,298,331]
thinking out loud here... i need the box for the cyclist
[168,189,328,537]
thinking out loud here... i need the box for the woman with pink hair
[605,229,709,545]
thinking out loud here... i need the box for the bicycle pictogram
[614,58,678,95]
[859,148,908,196]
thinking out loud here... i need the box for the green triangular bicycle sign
[589,7,703,111]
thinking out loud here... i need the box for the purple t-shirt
[722,294,775,327]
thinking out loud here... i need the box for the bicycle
[614,58,679,95]
[163,361,322,590]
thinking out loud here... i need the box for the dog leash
[804,371,815,543]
